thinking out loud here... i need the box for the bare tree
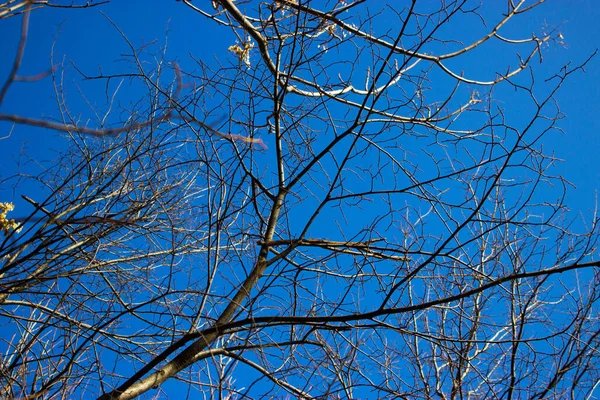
[1,1,599,399]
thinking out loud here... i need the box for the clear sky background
[1,0,598,224]
[1,1,599,397]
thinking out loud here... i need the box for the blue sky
[1,1,599,398]
[1,0,598,218]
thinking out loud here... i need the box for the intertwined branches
[1,1,599,399]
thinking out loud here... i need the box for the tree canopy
[1,1,599,399]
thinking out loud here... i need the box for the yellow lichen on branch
[0,202,19,233]
[228,39,254,68]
